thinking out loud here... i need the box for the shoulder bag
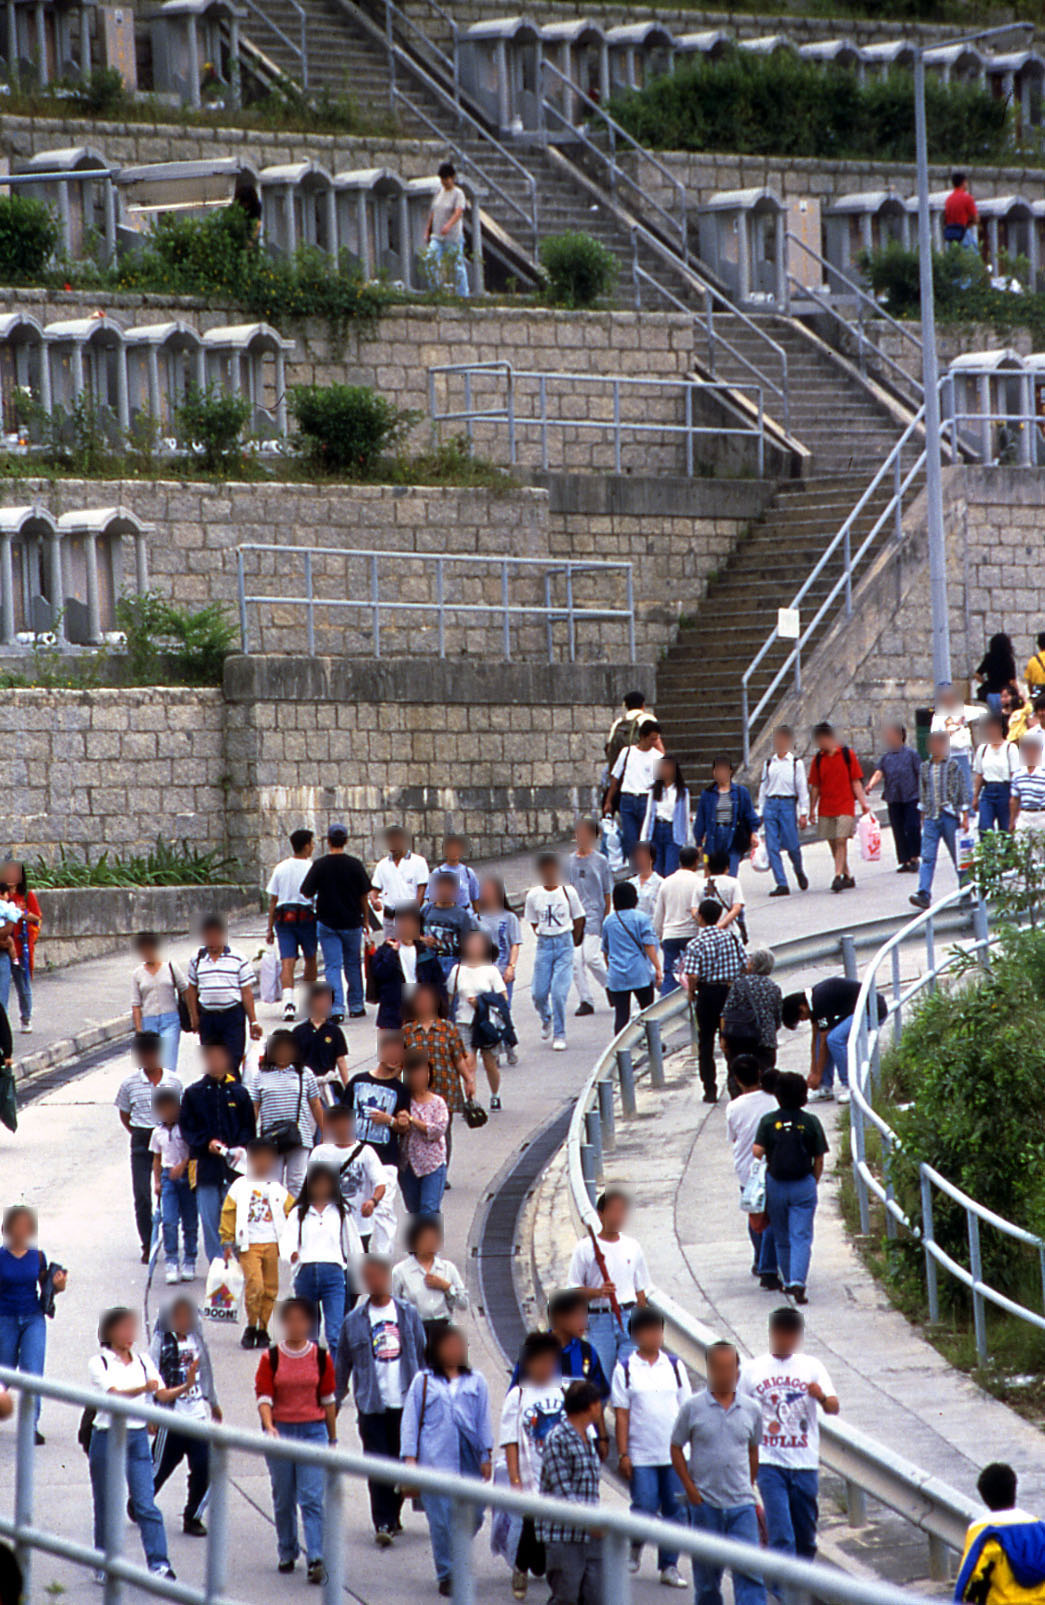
[170,962,193,1034]
[262,1070,305,1154]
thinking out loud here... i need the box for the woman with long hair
[639,756,691,877]
[281,1163,361,1348]
[976,632,1018,712]
[0,861,40,1034]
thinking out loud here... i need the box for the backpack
[606,713,644,768]
[722,980,760,1040]
[621,1352,684,1389]
[268,1342,329,1407]
[767,1115,813,1183]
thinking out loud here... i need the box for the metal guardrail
[562,912,985,1580]
[0,1365,937,1605]
[847,883,1045,1363]
[240,0,308,86]
[235,542,636,662]
[944,398,1045,467]
[427,359,769,476]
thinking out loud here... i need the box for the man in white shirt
[604,719,664,865]
[931,683,982,793]
[524,851,585,1050]
[756,725,810,898]
[368,825,430,936]
[567,1188,650,1384]
[567,816,613,1018]
[725,1056,780,1289]
[740,1307,839,1568]
[653,846,702,996]
[424,161,469,296]
[265,828,317,1020]
[612,1308,690,1589]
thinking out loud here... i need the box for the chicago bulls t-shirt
[739,1351,836,1470]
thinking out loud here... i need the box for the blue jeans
[0,950,31,1024]
[196,1177,232,1265]
[688,1501,766,1605]
[421,1438,484,1582]
[978,781,1011,833]
[660,937,689,996]
[651,819,681,877]
[917,812,961,900]
[766,1173,818,1290]
[822,1015,853,1091]
[0,1310,46,1425]
[160,1172,198,1265]
[758,1464,819,1565]
[268,1419,327,1565]
[295,1261,347,1351]
[619,793,648,864]
[630,1464,684,1568]
[762,797,803,889]
[400,1164,446,1220]
[424,235,469,296]
[532,932,574,1039]
[141,1010,181,1073]
[90,1426,170,1571]
[587,1308,635,1385]
[318,923,364,1014]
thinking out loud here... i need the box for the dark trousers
[607,985,655,1035]
[130,1128,155,1254]
[197,1003,246,1074]
[887,799,921,865]
[694,983,730,1097]
[154,1427,211,1521]
[358,1408,404,1533]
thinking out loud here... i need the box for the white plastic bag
[201,1256,244,1324]
[751,834,770,873]
[957,821,978,876]
[600,815,625,872]
[857,811,882,863]
[740,1156,767,1214]
[258,948,281,1004]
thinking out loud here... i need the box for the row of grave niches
[4,150,484,293]
[0,503,149,647]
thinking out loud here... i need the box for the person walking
[426,835,480,911]
[310,1103,387,1252]
[282,1163,361,1350]
[932,684,981,794]
[653,847,702,997]
[867,722,922,873]
[369,906,445,1030]
[401,1324,493,1596]
[293,982,351,1092]
[780,978,886,1106]
[477,877,522,1009]
[114,1032,182,1264]
[567,1189,650,1385]
[526,853,585,1052]
[334,1254,426,1548]
[629,842,663,922]
[1010,729,1045,834]
[807,724,871,893]
[403,988,473,1182]
[149,1294,222,1538]
[943,171,978,250]
[604,690,654,780]
[752,1073,828,1304]
[508,1291,610,1402]
[909,730,971,911]
[250,1029,325,1196]
[640,756,691,878]
[0,1205,66,1442]
[740,1307,839,1572]
[670,1341,765,1605]
[725,1056,779,1289]
[956,1463,1045,1604]
[447,929,510,1110]
[537,1381,606,1605]
[612,1308,690,1589]
[178,1041,256,1265]
[300,824,372,1023]
[973,714,1018,833]
[693,757,760,877]
[392,1216,468,1336]
[756,727,809,897]
[0,861,40,1033]
[130,931,190,1072]
[721,950,782,1077]
[150,1086,198,1285]
[87,1307,175,1583]
[494,1331,567,1601]
[604,719,664,864]
[264,827,317,1022]
[681,902,747,1103]
[423,162,470,296]
[975,632,1017,713]
[421,871,480,982]
[345,1031,411,1168]
[185,914,262,1074]
[369,825,430,934]
[399,1048,450,1219]
[567,817,614,1020]
[221,1136,292,1349]
[698,851,746,939]
[601,882,661,1035]
[255,1295,337,1584]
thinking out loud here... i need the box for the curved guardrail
[563,908,984,1579]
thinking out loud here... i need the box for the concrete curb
[14,1013,131,1087]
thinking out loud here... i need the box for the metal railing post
[12,1387,35,1598]
[626,566,635,664]
[616,1046,637,1117]
[450,1495,475,1605]
[602,1531,633,1605]
[585,1105,604,1180]
[566,563,576,664]
[371,554,381,659]
[502,560,511,660]
[843,520,853,615]
[893,451,903,541]
[103,1415,128,1605]
[920,1169,940,1325]
[463,368,473,450]
[704,286,715,374]
[973,895,991,970]
[840,934,858,981]
[437,558,445,658]
[928,1533,952,1584]
[428,366,437,441]
[506,364,516,464]
[544,573,554,664]
[757,389,765,478]
[645,1019,665,1089]
[631,229,642,311]
[539,374,548,471]
[851,1094,871,1236]
[844,1479,868,1528]
[579,1141,598,1204]
[684,382,693,477]
[967,1210,988,1364]
[881,1129,897,1241]
[237,547,249,652]
[304,548,315,656]
[741,682,750,767]
[204,1443,229,1603]
[613,380,622,473]
[597,1075,616,1151]
[322,1464,345,1605]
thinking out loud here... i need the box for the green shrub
[64,65,127,116]
[174,382,253,473]
[0,194,59,280]
[539,232,619,308]
[289,383,415,476]
[115,590,238,684]
[29,838,239,888]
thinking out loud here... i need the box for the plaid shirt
[918,757,970,821]
[402,1019,467,1112]
[536,1419,601,1543]
[681,926,746,987]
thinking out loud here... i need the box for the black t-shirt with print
[344,1071,410,1165]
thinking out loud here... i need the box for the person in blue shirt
[601,882,662,1036]
[425,835,480,911]
[693,756,761,876]
[401,1324,493,1595]
[509,1292,610,1402]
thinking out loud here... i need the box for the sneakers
[149,1565,176,1580]
[838,1089,851,1106]
[760,1274,784,1291]
[282,1000,296,1022]
[307,1561,327,1586]
[349,1008,367,1019]
[489,1095,502,1112]
[552,1037,567,1051]
[255,1327,270,1348]
[909,891,931,910]
[506,1047,518,1065]
[374,1527,394,1549]
[628,1543,642,1575]
[165,1264,180,1285]
[512,1567,529,1599]
[241,1325,258,1350]
[181,1264,196,1282]
[575,1001,595,1016]
[796,870,809,890]
[661,1566,687,1589]
[540,1018,553,1041]
[786,1284,808,1306]
[808,1086,834,1103]
[183,1516,207,1538]
[768,885,790,898]
[92,1571,107,1586]
[330,1013,345,1026]
[278,1560,296,1575]
[19,1019,31,1032]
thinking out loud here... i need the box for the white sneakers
[660,1567,687,1589]
[808,1086,834,1103]
[837,1088,851,1105]
[19,1020,31,1033]
[181,1262,196,1281]
[540,1019,553,1041]
[552,1038,567,1051]
[282,1000,296,1021]
[165,1264,180,1285]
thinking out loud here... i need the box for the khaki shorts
[817,813,855,842]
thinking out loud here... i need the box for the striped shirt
[187,946,253,1009]
[248,1065,320,1148]
[114,1069,183,1129]
[1013,765,1045,812]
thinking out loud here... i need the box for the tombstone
[458,17,542,135]
[56,505,150,644]
[98,0,136,88]
[333,168,409,281]
[114,156,261,250]
[986,50,1045,141]
[977,195,1037,282]
[405,174,484,293]
[824,191,910,289]
[10,145,115,262]
[539,20,607,127]
[1022,352,1045,465]
[736,34,798,60]
[150,0,244,108]
[2,0,95,85]
[0,311,51,431]
[260,161,337,257]
[906,190,950,252]
[923,42,986,86]
[44,313,128,438]
[798,38,862,77]
[605,22,673,97]
[859,39,916,77]
[698,188,786,304]
[945,349,1030,464]
[0,505,59,644]
[673,30,731,63]
[124,321,206,432]
[202,322,294,438]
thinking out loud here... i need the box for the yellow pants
[239,1243,280,1332]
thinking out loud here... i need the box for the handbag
[170,963,193,1034]
[364,944,380,1006]
[261,1070,304,1154]
[462,1098,488,1130]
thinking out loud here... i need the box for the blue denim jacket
[334,1297,426,1414]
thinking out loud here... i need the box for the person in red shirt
[808,723,872,893]
[943,173,978,250]
[255,1296,338,1584]
[0,861,41,1032]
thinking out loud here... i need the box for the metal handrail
[240,0,307,86]
[786,232,924,362]
[786,268,924,409]
[235,541,636,662]
[384,0,459,104]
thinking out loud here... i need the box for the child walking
[400,1048,450,1220]
[477,876,521,1066]
[221,1136,293,1350]
[150,1087,198,1286]
[448,928,511,1111]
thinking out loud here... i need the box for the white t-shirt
[310,1141,386,1230]
[430,183,466,244]
[695,873,745,913]
[610,1350,691,1466]
[497,1381,567,1491]
[725,1090,778,1187]
[629,872,663,920]
[266,856,315,909]
[739,1351,837,1470]
[931,705,981,755]
[167,1332,210,1422]
[447,961,508,1016]
[612,744,661,797]
[371,853,430,910]
[238,1179,283,1244]
[974,742,1018,783]
[88,1348,162,1429]
[400,945,418,989]
[368,1299,403,1408]
[655,784,678,823]
[524,884,584,938]
[567,1232,650,1309]
[282,1202,359,1268]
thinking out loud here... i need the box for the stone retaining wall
[36,883,256,967]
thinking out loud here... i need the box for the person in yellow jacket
[956,1463,1045,1604]
[1025,632,1045,690]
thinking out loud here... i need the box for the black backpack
[268,1342,329,1406]
[767,1115,813,1182]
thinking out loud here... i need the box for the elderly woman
[721,946,782,1081]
